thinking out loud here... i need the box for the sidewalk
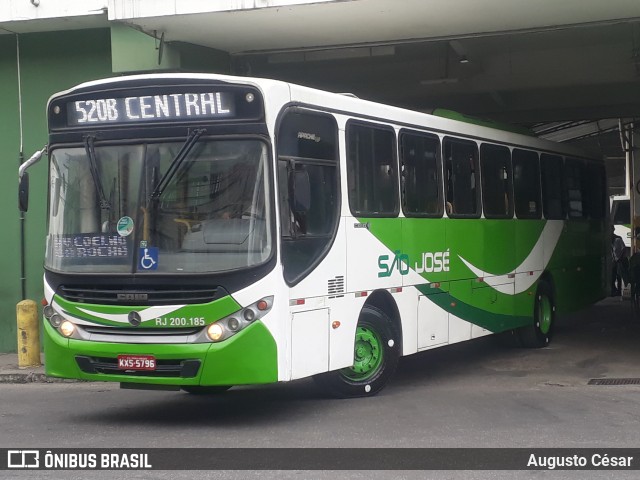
[0,353,79,384]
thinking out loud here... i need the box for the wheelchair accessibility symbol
[139,247,158,270]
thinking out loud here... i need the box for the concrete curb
[0,354,87,384]
[0,372,85,384]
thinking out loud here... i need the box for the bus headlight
[207,323,224,342]
[60,320,76,337]
[44,304,67,329]
[201,296,273,343]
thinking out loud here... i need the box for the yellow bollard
[17,299,41,368]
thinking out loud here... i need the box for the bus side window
[564,158,585,219]
[480,143,513,219]
[512,149,541,219]
[346,121,399,217]
[400,130,443,217]
[443,137,480,218]
[540,154,565,220]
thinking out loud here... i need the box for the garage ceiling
[5,0,640,163]
[112,0,640,161]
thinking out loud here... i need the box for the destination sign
[66,92,236,126]
[52,234,129,259]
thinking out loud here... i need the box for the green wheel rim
[537,295,552,334]
[341,326,384,381]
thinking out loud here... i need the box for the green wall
[0,35,22,354]
[0,25,231,352]
[0,29,113,352]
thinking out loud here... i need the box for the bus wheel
[181,386,232,395]
[313,305,400,398]
[493,329,521,348]
[519,282,555,348]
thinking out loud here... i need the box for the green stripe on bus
[52,294,242,328]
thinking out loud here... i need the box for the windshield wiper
[84,135,110,209]
[150,128,206,199]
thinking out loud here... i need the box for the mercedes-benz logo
[128,311,142,327]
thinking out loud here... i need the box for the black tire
[313,305,400,398]
[181,385,232,395]
[519,281,555,348]
[493,329,522,348]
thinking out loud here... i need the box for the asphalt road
[2,298,640,479]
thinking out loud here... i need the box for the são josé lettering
[378,250,450,277]
[527,453,633,469]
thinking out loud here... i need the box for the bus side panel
[480,219,515,328]
[346,217,416,355]
[346,217,403,292]
[513,220,546,322]
[417,294,448,348]
[482,220,515,282]
[551,220,610,313]
[287,220,352,376]
[447,219,493,331]
[471,282,513,334]
[290,309,329,380]
[548,219,600,313]
[514,220,545,274]
[401,218,448,288]
[287,221,347,301]
[402,217,447,353]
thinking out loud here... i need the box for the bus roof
[49,73,598,161]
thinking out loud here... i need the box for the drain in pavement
[588,378,640,386]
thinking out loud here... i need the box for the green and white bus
[23,73,609,397]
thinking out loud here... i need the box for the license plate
[117,355,156,371]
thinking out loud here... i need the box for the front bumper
[43,319,278,386]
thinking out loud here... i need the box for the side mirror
[17,146,47,213]
[18,173,29,212]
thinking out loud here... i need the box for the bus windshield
[46,139,272,274]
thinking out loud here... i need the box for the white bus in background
[611,195,631,249]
